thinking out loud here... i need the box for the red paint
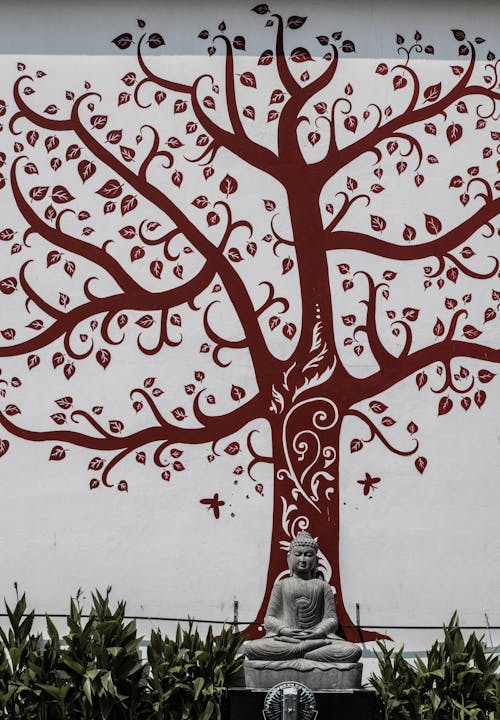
[0,14,498,642]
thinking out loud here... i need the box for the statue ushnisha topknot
[289,530,318,552]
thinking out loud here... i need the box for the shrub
[0,591,244,720]
[370,613,500,720]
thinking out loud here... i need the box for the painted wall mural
[0,3,498,640]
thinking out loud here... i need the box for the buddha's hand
[278,627,298,638]
[295,629,326,640]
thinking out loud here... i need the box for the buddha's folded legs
[243,637,329,661]
[304,639,362,663]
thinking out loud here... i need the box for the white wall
[0,0,498,661]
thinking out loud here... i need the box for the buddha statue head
[287,531,319,580]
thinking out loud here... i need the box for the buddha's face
[288,544,317,579]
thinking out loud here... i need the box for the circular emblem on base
[263,681,317,720]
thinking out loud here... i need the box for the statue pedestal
[244,658,362,690]
[225,687,376,720]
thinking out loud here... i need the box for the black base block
[225,687,377,719]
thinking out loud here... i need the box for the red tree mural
[0,6,498,641]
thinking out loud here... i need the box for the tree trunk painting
[0,6,498,641]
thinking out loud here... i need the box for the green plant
[60,588,149,719]
[0,590,244,719]
[147,622,244,720]
[370,613,500,720]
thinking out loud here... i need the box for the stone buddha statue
[243,531,362,689]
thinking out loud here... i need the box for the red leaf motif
[350,438,363,453]
[150,259,163,279]
[478,369,495,384]
[45,136,59,153]
[270,89,285,104]
[0,439,10,458]
[224,441,241,455]
[219,173,238,197]
[370,215,386,232]
[407,421,419,434]
[308,131,321,146]
[50,413,66,425]
[117,480,128,492]
[0,277,17,294]
[120,145,135,162]
[29,186,49,201]
[484,308,496,323]
[290,47,313,62]
[119,225,136,239]
[314,102,327,114]
[63,362,75,380]
[403,224,416,242]
[342,314,356,326]
[415,456,427,474]
[243,105,255,120]
[416,371,428,390]
[136,314,154,328]
[433,318,445,337]
[106,129,123,144]
[287,15,307,29]
[5,404,21,416]
[121,195,138,215]
[463,324,481,340]
[52,352,64,369]
[474,390,486,408]
[96,179,123,198]
[282,257,294,275]
[446,123,463,146]
[240,71,257,88]
[172,407,186,421]
[228,247,243,262]
[423,82,441,102]
[282,322,297,339]
[231,384,246,401]
[438,396,453,415]
[130,246,145,262]
[393,75,408,90]
[402,307,419,321]
[49,445,66,461]
[89,457,105,470]
[51,185,74,204]
[112,33,133,49]
[344,115,358,133]
[96,348,111,369]
[269,315,281,330]
[90,114,108,129]
[78,160,96,183]
[369,400,388,414]
[381,416,396,427]
[424,214,442,235]
[55,396,73,409]
[109,419,124,433]
[136,451,146,465]
[258,49,273,65]
[171,170,183,188]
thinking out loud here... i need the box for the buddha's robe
[244,577,361,663]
